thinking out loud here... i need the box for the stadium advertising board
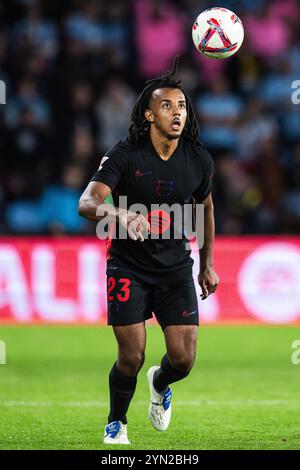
[0,237,299,324]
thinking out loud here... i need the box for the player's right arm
[79,143,150,241]
[78,182,150,241]
[78,181,114,222]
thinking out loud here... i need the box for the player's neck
[150,129,180,161]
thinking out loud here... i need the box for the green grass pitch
[0,324,300,450]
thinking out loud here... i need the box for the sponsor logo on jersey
[135,169,153,177]
[148,209,171,235]
[156,180,174,196]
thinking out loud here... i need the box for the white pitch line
[0,400,300,408]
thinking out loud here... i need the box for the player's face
[145,88,187,140]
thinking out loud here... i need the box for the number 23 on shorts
[107,277,131,302]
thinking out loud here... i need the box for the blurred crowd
[0,0,300,235]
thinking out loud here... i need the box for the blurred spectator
[250,137,284,233]
[134,0,187,78]
[4,107,49,173]
[6,200,44,233]
[12,3,58,60]
[245,2,291,60]
[4,77,51,129]
[101,1,130,66]
[196,78,244,150]
[268,0,300,22]
[39,164,87,234]
[65,1,106,50]
[6,163,86,234]
[70,126,95,165]
[65,0,128,68]
[1,0,300,235]
[282,142,300,231]
[213,151,257,234]
[0,28,9,81]
[259,58,300,142]
[65,81,98,137]
[176,56,199,95]
[237,97,278,161]
[287,23,300,75]
[259,59,296,109]
[67,126,98,180]
[96,78,136,150]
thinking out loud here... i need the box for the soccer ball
[192,7,244,60]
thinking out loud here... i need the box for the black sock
[108,363,137,425]
[153,354,190,393]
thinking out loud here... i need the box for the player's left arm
[197,193,219,300]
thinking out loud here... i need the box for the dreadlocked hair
[128,56,199,147]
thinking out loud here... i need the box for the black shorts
[107,275,199,329]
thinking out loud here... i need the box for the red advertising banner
[0,237,300,324]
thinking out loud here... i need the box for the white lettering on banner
[1,238,300,324]
[32,246,77,322]
[238,243,300,323]
[0,246,31,321]
[78,246,103,321]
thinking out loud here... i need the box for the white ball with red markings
[192,7,244,59]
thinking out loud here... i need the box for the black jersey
[91,136,214,284]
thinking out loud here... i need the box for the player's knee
[170,352,195,374]
[119,350,145,376]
